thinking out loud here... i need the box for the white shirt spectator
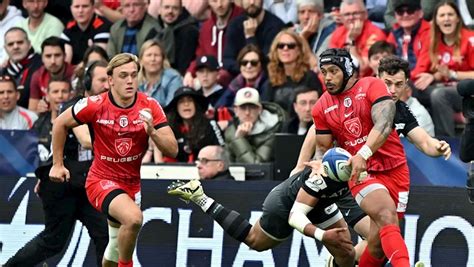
[264,0,298,24]
[0,6,25,63]
[0,106,38,130]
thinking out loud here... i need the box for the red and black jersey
[61,15,111,65]
[72,91,168,185]
[312,77,406,171]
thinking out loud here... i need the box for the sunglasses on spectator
[240,60,260,67]
[395,7,417,16]
[195,158,222,165]
[276,42,297,50]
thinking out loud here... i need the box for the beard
[245,5,262,18]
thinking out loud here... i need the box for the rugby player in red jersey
[49,53,178,267]
[311,48,410,267]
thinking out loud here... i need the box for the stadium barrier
[0,177,472,267]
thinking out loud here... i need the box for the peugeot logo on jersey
[119,115,129,128]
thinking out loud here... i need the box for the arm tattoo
[371,99,395,139]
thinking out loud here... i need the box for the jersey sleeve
[312,99,332,134]
[302,174,329,199]
[149,98,169,129]
[396,101,419,136]
[72,97,98,125]
[366,78,392,104]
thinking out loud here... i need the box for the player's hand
[321,227,353,253]
[437,140,451,160]
[235,122,253,138]
[140,108,154,135]
[414,73,434,91]
[34,179,41,196]
[49,164,70,183]
[243,18,258,38]
[304,160,325,177]
[348,154,367,184]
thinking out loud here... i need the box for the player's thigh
[245,219,283,251]
[108,193,143,226]
[359,188,398,225]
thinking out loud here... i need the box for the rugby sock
[206,202,252,242]
[359,247,385,267]
[379,225,410,267]
[118,258,133,267]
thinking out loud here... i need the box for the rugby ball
[322,147,352,182]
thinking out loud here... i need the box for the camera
[457,79,474,203]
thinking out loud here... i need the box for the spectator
[155,0,200,75]
[0,74,38,129]
[387,0,430,78]
[263,0,298,24]
[293,0,336,57]
[196,55,234,109]
[183,0,244,88]
[0,0,25,63]
[366,0,388,29]
[79,60,110,95]
[262,29,322,114]
[368,40,396,76]
[228,44,268,95]
[1,27,42,108]
[196,145,236,180]
[72,45,109,92]
[162,87,225,163]
[280,86,319,135]
[378,56,435,136]
[148,0,210,21]
[28,37,75,112]
[223,0,285,76]
[107,0,160,56]
[458,0,474,28]
[61,0,112,65]
[329,0,386,77]
[138,39,182,107]
[415,1,474,136]
[18,0,65,55]
[225,87,286,163]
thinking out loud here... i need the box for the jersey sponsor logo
[343,97,352,108]
[305,175,328,192]
[395,123,405,130]
[119,115,129,128]
[344,117,362,137]
[99,153,142,163]
[324,104,338,114]
[355,93,366,100]
[324,203,337,215]
[115,138,132,156]
[344,111,354,118]
[344,135,368,147]
[89,95,102,102]
[97,119,114,125]
[100,180,118,190]
[73,98,88,114]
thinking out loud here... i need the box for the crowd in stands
[0,0,473,180]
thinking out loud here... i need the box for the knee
[122,211,143,231]
[376,208,398,226]
[244,232,270,252]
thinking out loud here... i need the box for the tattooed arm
[349,99,396,181]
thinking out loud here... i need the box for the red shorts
[85,175,141,213]
[349,163,410,218]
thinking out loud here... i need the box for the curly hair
[429,1,465,72]
[166,97,211,152]
[378,56,410,79]
[267,29,312,87]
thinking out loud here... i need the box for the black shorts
[259,180,342,241]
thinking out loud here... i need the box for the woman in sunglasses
[414,1,474,137]
[262,29,322,114]
[228,44,268,95]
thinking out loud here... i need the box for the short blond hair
[107,53,141,76]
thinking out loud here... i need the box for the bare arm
[349,99,395,180]
[149,126,178,158]
[65,44,73,63]
[72,124,92,149]
[292,125,333,175]
[406,127,451,159]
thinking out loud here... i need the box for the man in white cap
[224,87,286,163]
